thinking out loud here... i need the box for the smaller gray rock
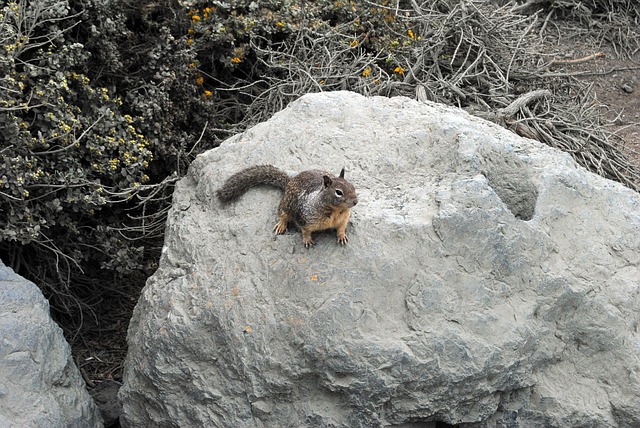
[90,380,122,427]
[621,82,634,93]
[0,261,103,428]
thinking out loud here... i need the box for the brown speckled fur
[217,165,358,247]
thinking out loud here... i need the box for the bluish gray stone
[0,261,103,427]
[119,91,640,427]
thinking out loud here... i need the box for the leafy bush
[73,0,218,176]
[175,0,419,129]
[1,0,153,279]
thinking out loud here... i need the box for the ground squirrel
[216,165,358,247]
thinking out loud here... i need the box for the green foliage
[73,0,213,175]
[0,0,157,294]
[183,0,412,77]
[176,0,418,128]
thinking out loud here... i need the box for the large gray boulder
[119,91,640,427]
[0,261,103,427]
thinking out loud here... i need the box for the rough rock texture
[89,380,121,427]
[0,261,103,427]
[119,91,640,427]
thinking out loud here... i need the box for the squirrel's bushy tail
[216,164,289,202]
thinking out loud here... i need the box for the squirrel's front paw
[273,221,287,235]
[337,233,349,245]
[303,237,315,248]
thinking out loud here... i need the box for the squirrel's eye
[335,189,344,197]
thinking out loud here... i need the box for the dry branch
[547,52,606,68]
[499,90,552,117]
[217,0,640,193]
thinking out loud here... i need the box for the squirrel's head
[322,168,358,208]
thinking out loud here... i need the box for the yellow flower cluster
[187,6,214,22]
[99,87,110,101]
[108,158,120,171]
[123,151,137,165]
[187,61,211,99]
[69,72,90,86]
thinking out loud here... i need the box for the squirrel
[216,165,358,247]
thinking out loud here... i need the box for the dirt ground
[586,54,640,170]
[545,36,640,181]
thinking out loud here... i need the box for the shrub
[0,0,167,329]
[73,0,218,176]
[533,0,640,57]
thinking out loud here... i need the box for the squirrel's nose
[352,198,358,206]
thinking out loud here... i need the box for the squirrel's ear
[339,168,345,178]
[323,175,332,188]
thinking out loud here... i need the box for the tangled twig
[212,0,639,191]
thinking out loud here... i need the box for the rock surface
[0,261,103,427]
[119,91,640,427]
[89,380,121,427]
